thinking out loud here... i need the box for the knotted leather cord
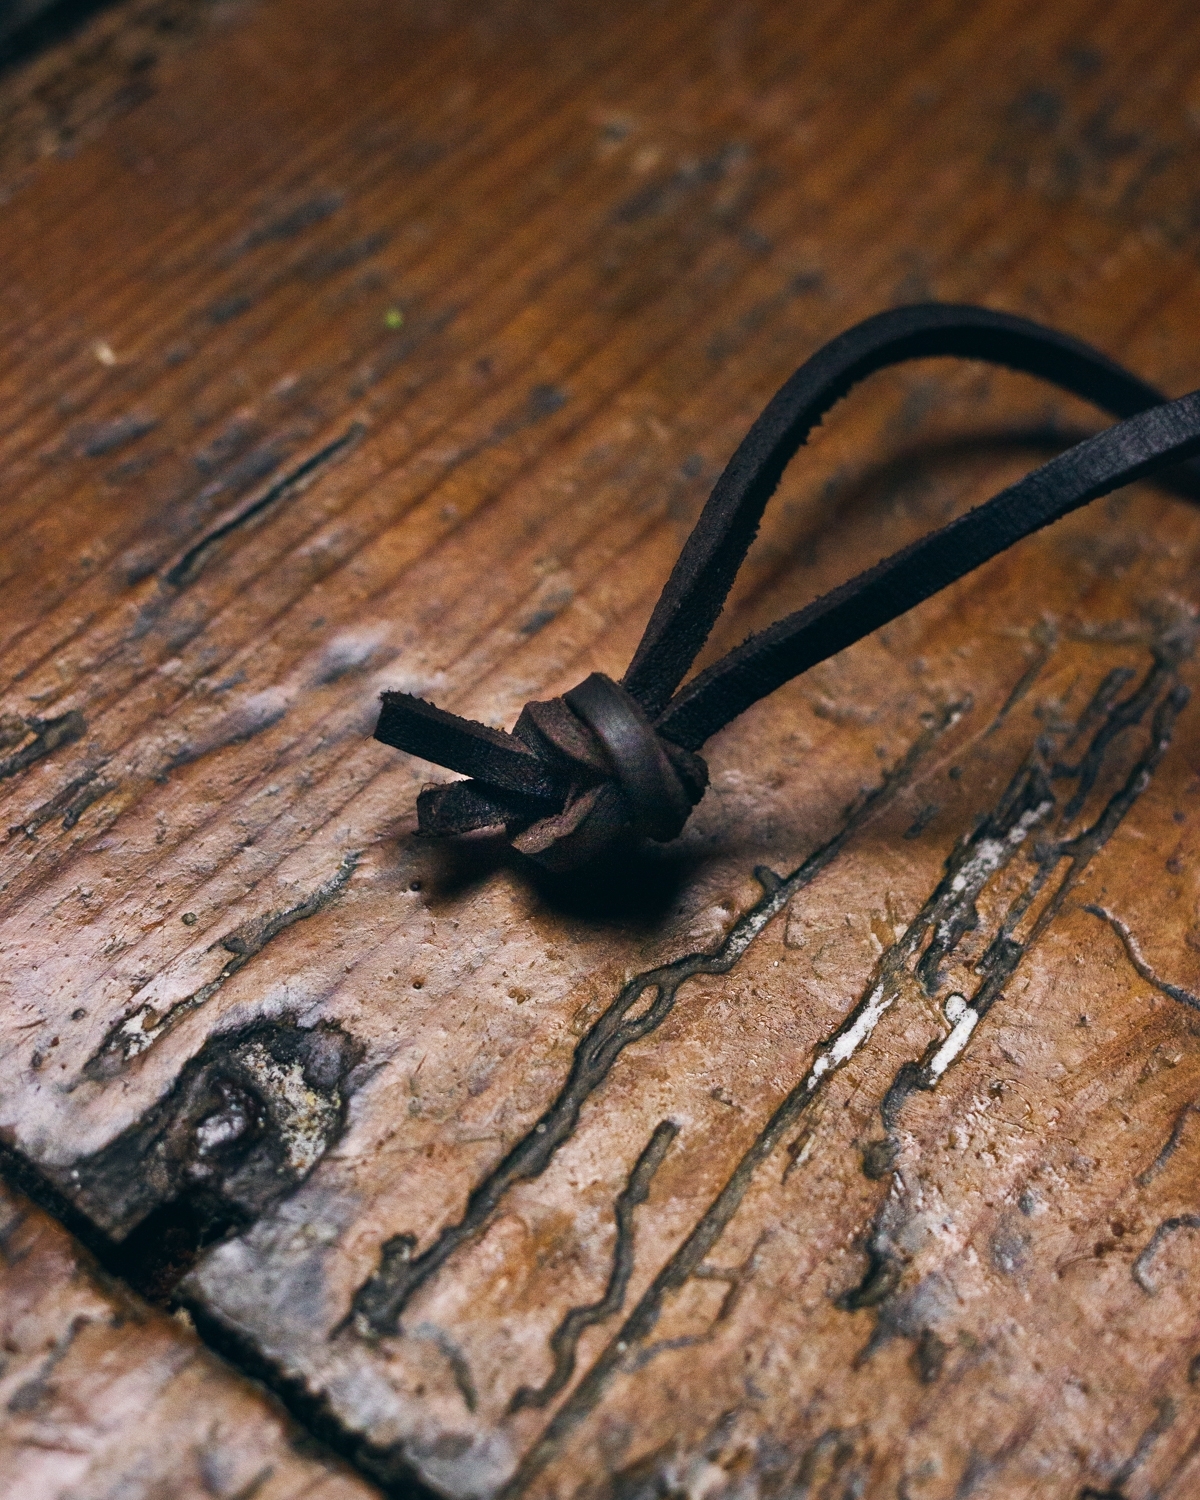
[373,302,1200,871]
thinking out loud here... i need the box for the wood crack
[1137,1100,1200,1187]
[1132,1215,1200,1295]
[10,762,115,837]
[163,423,365,588]
[0,709,85,782]
[626,1229,771,1374]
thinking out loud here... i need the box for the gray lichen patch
[234,1040,341,1176]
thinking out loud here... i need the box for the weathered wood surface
[0,0,248,193]
[0,1178,377,1498]
[5,0,1200,1494]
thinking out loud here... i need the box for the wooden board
[5,0,1200,1494]
[0,1178,377,1498]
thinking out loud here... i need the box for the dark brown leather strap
[373,302,1200,869]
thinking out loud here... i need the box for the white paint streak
[943,992,968,1024]
[928,1006,979,1080]
[791,1133,816,1169]
[946,802,1051,896]
[805,983,894,1092]
[795,809,1047,1104]
[934,801,1051,948]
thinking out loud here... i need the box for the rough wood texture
[0,1178,377,1498]
[5,0,1200,1495]
[0,0,248,194]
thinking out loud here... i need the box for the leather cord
[373,302,1200,870]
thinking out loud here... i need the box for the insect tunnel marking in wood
[345,700,963,1339]
[503,626,1196,1492]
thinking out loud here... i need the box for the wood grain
[0,0,251,195]
[5,0,1200,1495]
[0,1178,377,1498]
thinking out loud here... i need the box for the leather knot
[376,673,707,872]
